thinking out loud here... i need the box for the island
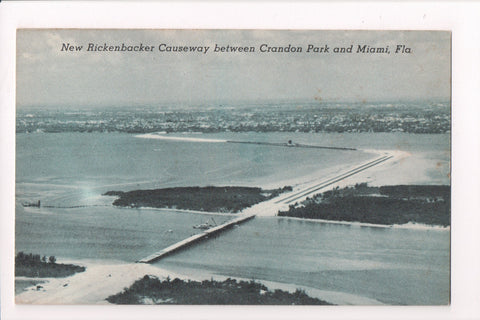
[104,186,292,213]
[15,252,86,278]
[107,275,331,305]
[278,184,450,227]
[15,252,86,295]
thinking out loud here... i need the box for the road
[241,151,396,217]
[138,151,397,263]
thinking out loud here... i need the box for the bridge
[137,153,394,264]
[227,140,357,151]
[137,214,255,263]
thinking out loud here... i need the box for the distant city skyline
[16,30,451,108]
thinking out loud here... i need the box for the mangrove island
[278,184,450,227]
[104,186,292,213]
[107,275,331,305]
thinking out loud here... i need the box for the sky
[16,29,451,108]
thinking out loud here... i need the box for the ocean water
[15,132,450,305]
[16,132,374,205]
[155,217,449,305]
[16,205,234,262]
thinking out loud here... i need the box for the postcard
[13,29,452,307]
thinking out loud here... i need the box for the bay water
[15,132,450,305]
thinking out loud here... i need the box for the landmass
[278,184,450,227]
[106,275,331,305]
[15,252,86,278]
[16,102,450,134]
[104,186,292,213]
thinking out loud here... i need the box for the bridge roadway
[137,153,393,264]
[137,214,256,263]
[275,154,393,205]
[227,140,357,151]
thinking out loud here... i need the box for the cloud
[16,29,451,108]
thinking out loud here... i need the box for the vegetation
[15,252,85,278]
[278,184,450,227]
[107,275,331,305]
[104,186,292,213]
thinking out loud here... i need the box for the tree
[48,255,56,264]
[15,251,26,264]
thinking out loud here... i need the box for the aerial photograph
[15,29,450,305]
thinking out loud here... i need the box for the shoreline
[15,259,184,305]
[114,206,239,217]
[275,216,450,231]
[15,258,383,305]
[114,206,450,231]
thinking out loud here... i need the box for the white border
[1,2,479,320]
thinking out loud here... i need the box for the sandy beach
[15,260,183,305]
[15,258,384,305]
